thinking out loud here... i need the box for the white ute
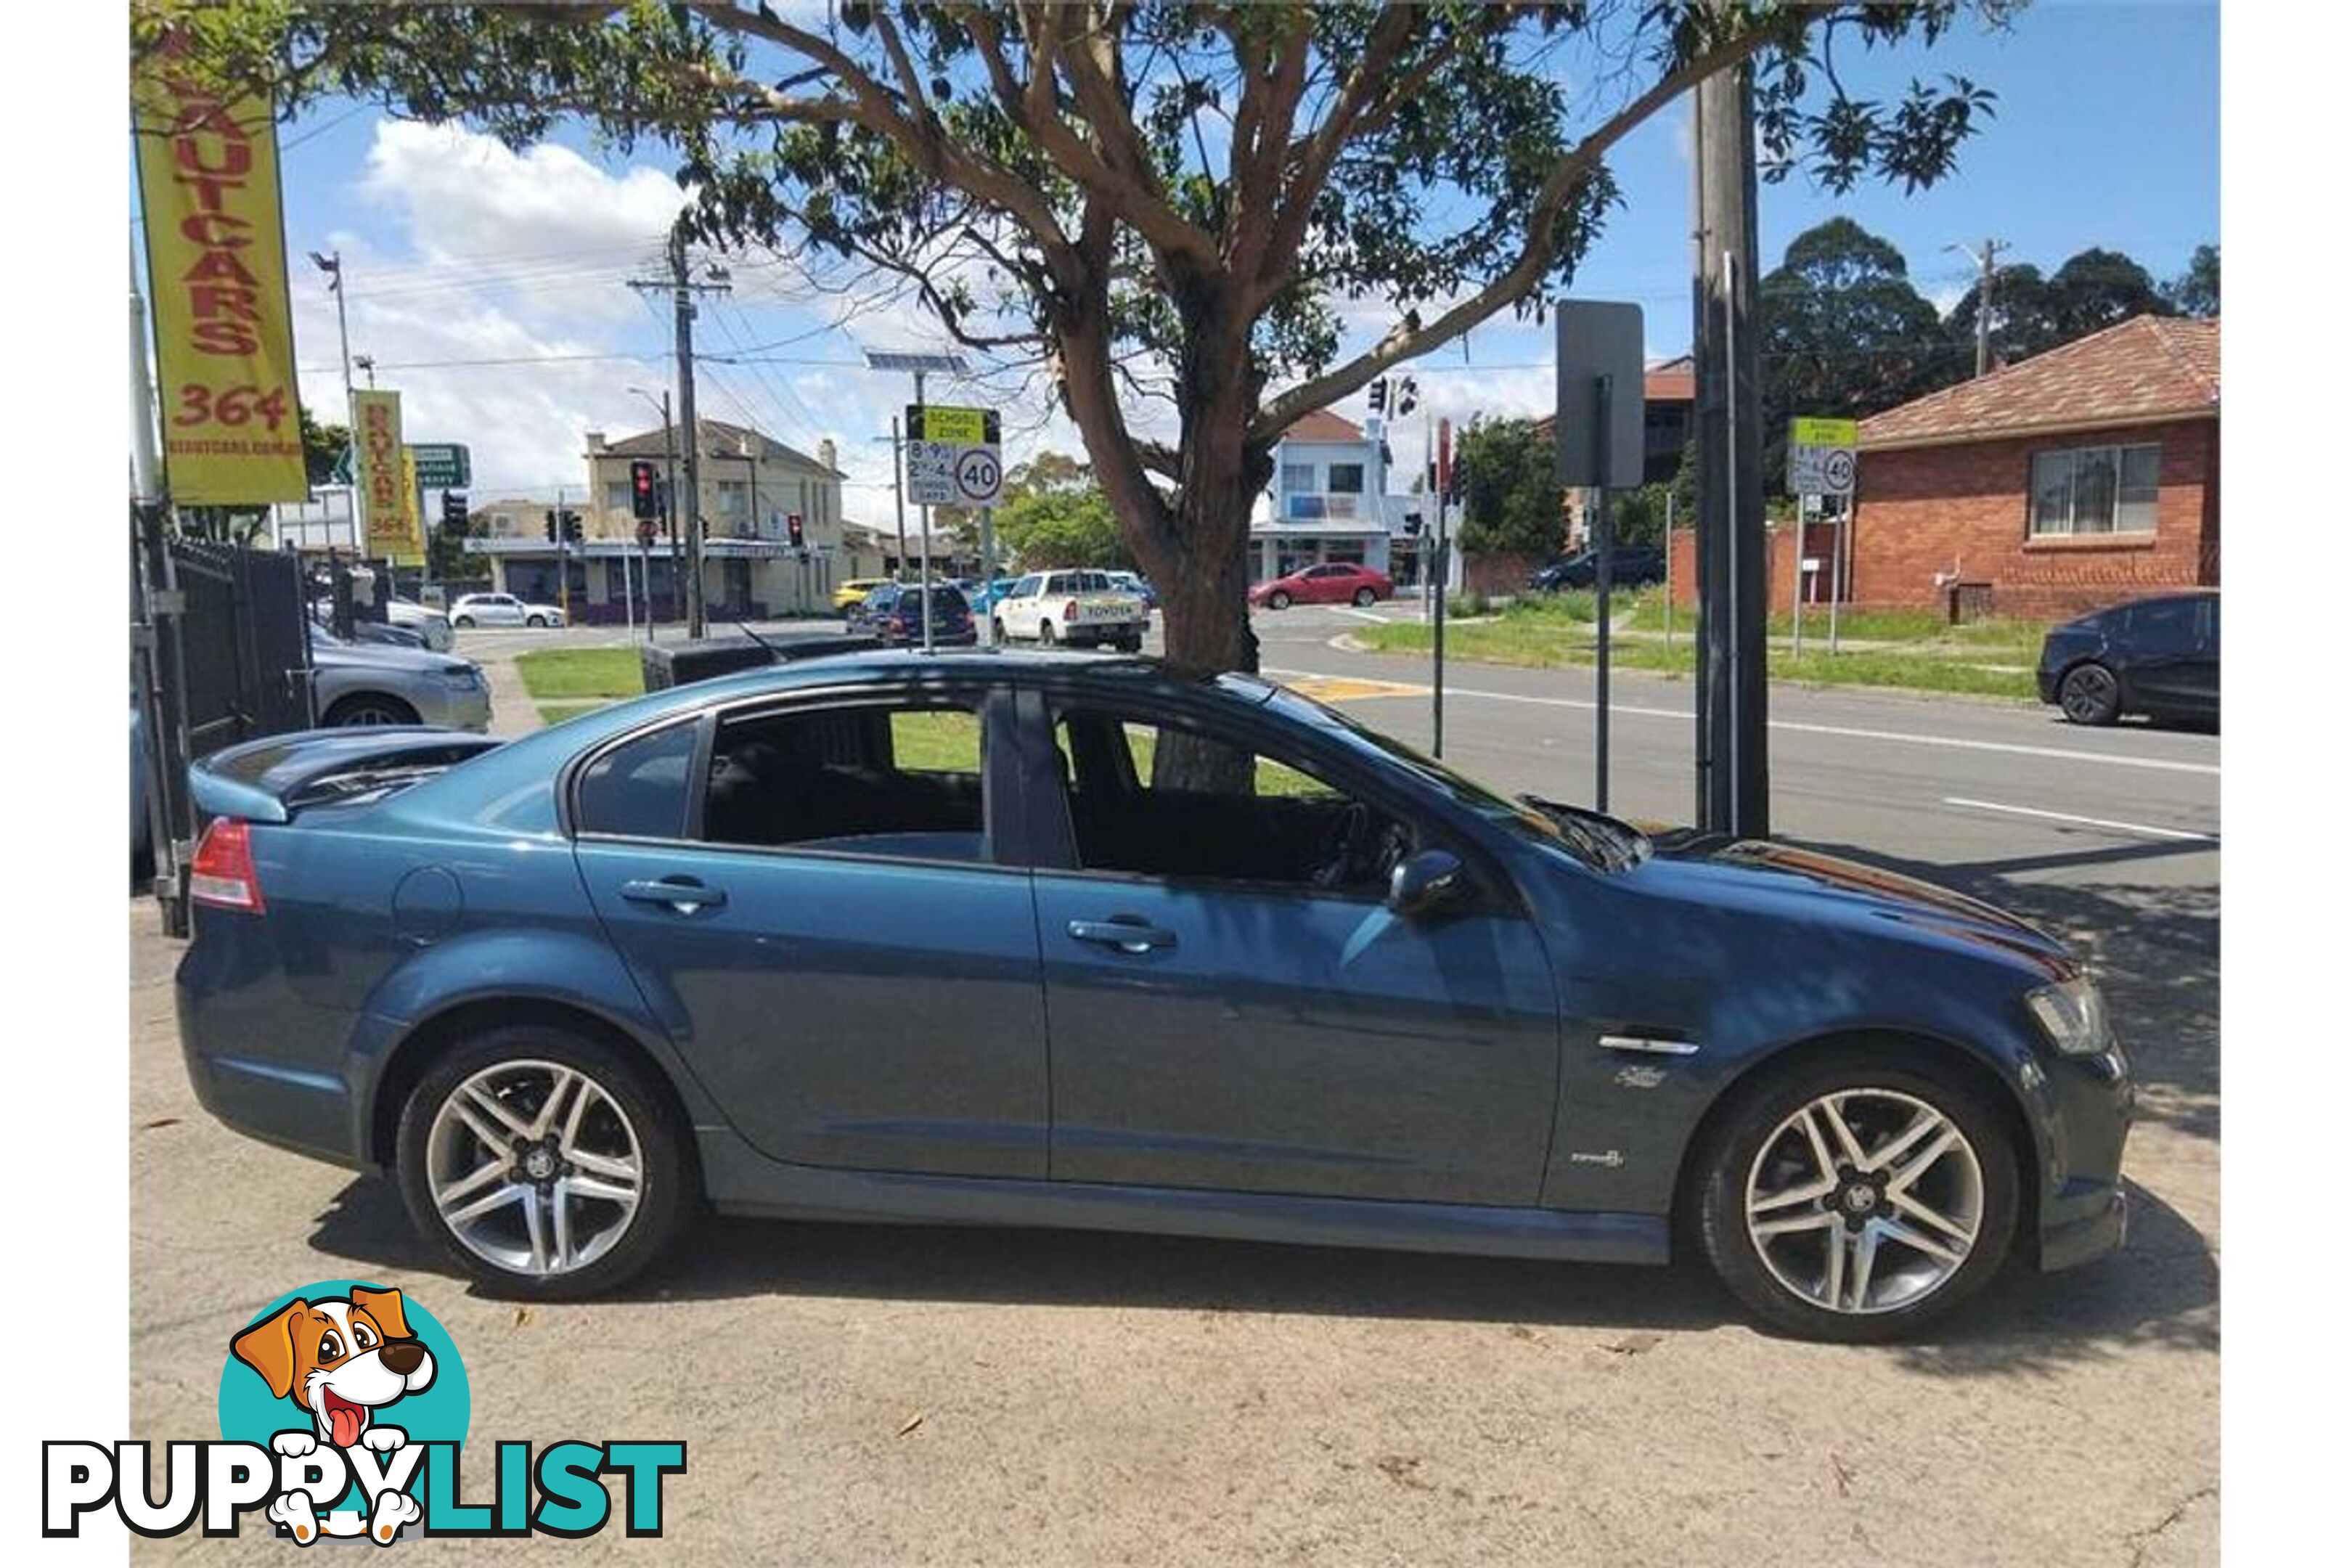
[992,569,1149,652]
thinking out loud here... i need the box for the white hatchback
[449,592,566,629]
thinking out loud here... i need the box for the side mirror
[1387,849,1466,918]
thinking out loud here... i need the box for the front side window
[1051,705,1414,897]
[575,720,699,840]
[704,699,987,861]
[1011,575,1041,599]
[2030,441,2160,536]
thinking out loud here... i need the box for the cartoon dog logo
[231,1286,436,1543]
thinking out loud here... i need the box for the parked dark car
[848,582,977,646]
[176,651,2129,1341]
[2035,592,2218,726]
[1527,546,1666,594]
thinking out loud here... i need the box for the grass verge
[515,648,646,702]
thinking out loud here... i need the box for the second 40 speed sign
[905,404,1003,506]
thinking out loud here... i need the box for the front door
[572,688,1050,1177]
[1026,695,1559,1206]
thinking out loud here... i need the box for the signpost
[409,443,471,490]
[1554,300,1646,813]
[906,404,1003,650]
[1786,417,1858,655]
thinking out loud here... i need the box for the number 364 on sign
[174,383,292,430]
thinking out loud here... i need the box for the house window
[1281,462,1315,494]
[2030,441,2160,536]
[603,481,632,514]
[1326,463,1365,494]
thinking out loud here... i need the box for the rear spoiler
[189,727,505,824]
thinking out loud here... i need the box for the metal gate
[168,539,314,755]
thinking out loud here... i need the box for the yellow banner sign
[133,40,308,505]
[1788,417,1859,449]
[909,404,993,444]
[393,446,426,565]
[354,391,420,559]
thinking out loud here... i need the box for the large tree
[2165,242,2219,318]
[139,1,2001,693]
[1454,417,1564,559]
[1757,216,1951,489]
[1945,245,2178,367]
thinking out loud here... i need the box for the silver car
[449,592,565,629]
[308,625,492,730]
[387,597,455,650]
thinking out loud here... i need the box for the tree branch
[1252,28,1781,440]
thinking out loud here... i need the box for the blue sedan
[174,651,2130,1339]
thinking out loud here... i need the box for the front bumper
[2028,1042,2135,1271]
[415,680,493,732]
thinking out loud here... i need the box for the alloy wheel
[424,1059,645,1278]
[330,699,414,727]
[1743,1087,1984,1316]
[2061,664,2120,724]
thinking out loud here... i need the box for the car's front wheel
[1691,1047,2019,1342]
[396,1025,695,1299]
[2059,662,2123,725]
[452,615,475,629]
[526,614,548,628]
[324,693,420,727]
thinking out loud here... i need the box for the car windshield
[1226,676,1650,872]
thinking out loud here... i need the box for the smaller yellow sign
[913,405,989,444]
[393,446,426,565]
[1789,417,1858,448]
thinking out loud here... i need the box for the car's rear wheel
[323,693,420,727]
[1267,589,1292,611]
[396,1025,694,1299]
[1352,587,1377,607]
[2059,662,2123,725]
[1691,1048,2019,1342]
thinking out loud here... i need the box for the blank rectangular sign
[1554,301,1646,489]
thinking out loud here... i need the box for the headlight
[2025,976,2111,1057]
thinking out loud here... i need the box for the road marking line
[1941,797,2217,842]
[1265,666,2220,777]
[1283,674,1430,703]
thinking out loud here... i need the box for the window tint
[2129,598,2197,651]
[1011,575,1041,598]
[705,700,987,860]
[1052,706,1410,897]
[576,721,698,839]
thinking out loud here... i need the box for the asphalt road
[127,605,2217,1564]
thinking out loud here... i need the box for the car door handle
[619,877,727,914]
[1067,918,1176,955]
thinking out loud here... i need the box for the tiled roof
[595,418,841,475]
[1858,314,2218,451]
[1643,354,1696,403]
[1283,409,1365,441]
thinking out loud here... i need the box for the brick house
[1847,314,2219,620]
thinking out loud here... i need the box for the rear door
[573,684,1050,1177]
[2121,597,2202,711]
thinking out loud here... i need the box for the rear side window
[575,720,699,839]
[2129,598,2197,651]
[704,700,988,861]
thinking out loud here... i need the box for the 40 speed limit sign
[1787,416,1858,497]
[906,404,1003,505]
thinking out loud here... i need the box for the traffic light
[441,491,468,530]
[786,512,804,548]
[629,460,659,521]
[1402,511,1424,536]
[1395,376,1418,417]
[636,518,659,547]
[544,510,558,542]
[560,510,584,543]
[1368,377,1387,414]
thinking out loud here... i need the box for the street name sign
[1787,416,1858,497]
[905,404,1003,506]
[408,442,472,489]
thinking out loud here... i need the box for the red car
[1249,562,1394,610]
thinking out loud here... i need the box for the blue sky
[159,1,2217,515]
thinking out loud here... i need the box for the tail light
[1062,601,1078,621]
[887,614,907,634]
[187,818,265,913]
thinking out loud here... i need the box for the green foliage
[1943,245,2181,365]
[1454,418,1563,558]
[993,457,1131,571]
[1760,217,1953,490]
[300,407,347,487]
[1611,482,1678,549]
[2166,243,2219,318]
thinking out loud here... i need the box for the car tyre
[1267,589,1292,611]
[323,693,421,727]
[452,615,475,629]
[526,614,548,628]
[1690,1045,2020,1343]
[2058,662,2123,726]
[1352,587,1377,607]
[1039,619,1058,646]
[992,618,1008,643]
[396,1024,696,1300]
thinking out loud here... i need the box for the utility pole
[309,249,358,550]
[631,219,728,638]
[1950,237,2011,377]
[1692,47,1769,838]
[131,237,192,935]
[887,417,908,574]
